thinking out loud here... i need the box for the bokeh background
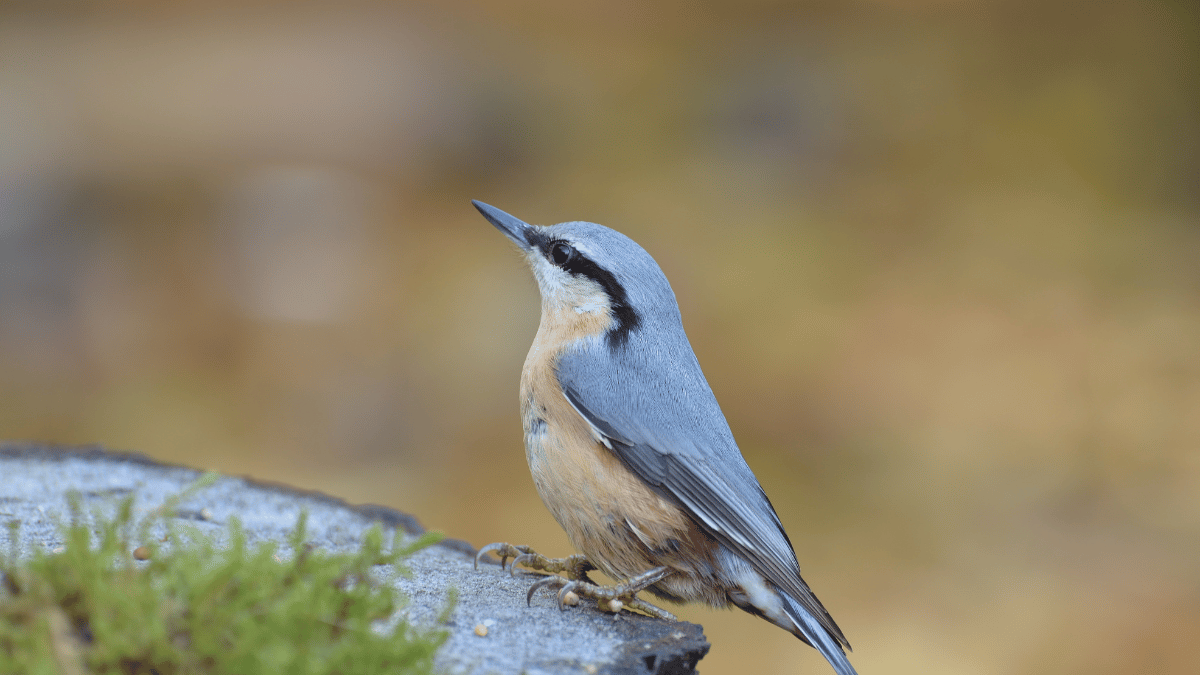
[2,1,1198,673]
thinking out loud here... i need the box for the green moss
[0,474,448,675]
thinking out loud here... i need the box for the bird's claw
[475,543,676,619]
[474,542,534,571]
[509,553,530,576]
[524,564,678,620]
[475,542,595,581]
[526,575,575,608]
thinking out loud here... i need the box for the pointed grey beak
[473,200,534,251]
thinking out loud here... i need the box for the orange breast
[518,300,709,582]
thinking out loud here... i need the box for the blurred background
[1,1,1197,673]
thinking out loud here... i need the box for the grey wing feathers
[556,343,850,650]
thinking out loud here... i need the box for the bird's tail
[782,593,859,675]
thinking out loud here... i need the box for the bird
[472,200,857,675]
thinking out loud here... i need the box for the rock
[0,443,709,674]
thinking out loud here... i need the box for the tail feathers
[782,594,858,675]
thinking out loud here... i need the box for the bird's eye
[550,242,575,266]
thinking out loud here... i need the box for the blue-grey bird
[472,200,857,675]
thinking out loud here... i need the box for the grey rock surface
[0,443,709,674]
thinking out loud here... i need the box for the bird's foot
[474,542,595,581]
[474,543,677,620]
[526,565,678,621]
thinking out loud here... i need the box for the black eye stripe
[538,237,641,352]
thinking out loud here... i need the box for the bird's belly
[516,331,723,603]
[521,394,700,582]
[523,415,729,607]
[523,414,661,576]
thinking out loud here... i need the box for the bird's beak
[473,200,535,252]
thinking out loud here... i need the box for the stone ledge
[0,443,709,675]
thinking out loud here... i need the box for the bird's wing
[556,343,849,649]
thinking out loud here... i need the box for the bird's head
[474,200,681,352]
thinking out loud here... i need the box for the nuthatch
[472,201,857,675]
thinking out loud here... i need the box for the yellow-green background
[2,2,1196,673]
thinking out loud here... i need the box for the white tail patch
[732,566,789,628]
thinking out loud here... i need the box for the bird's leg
[475,543,677,620]
[526,565,678,621]
[474,542,596,581]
